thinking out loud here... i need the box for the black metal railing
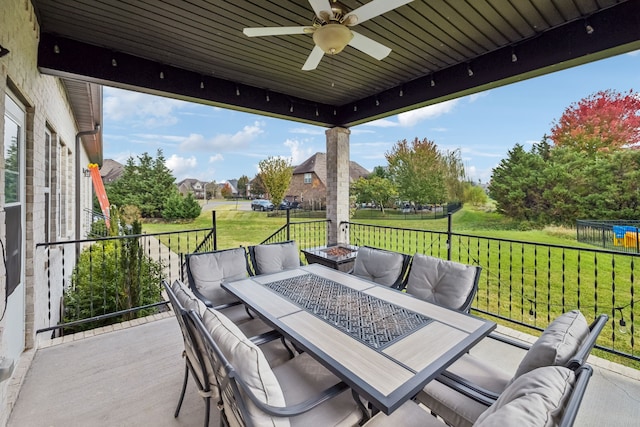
[577,219,640,254]
[342,217,640,363]
[261,209,330,252]
[36,221,217,337]
[352,202,462,220]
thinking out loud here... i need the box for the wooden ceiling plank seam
[486,0,537,38]
[389,5,477,62]
[527,0,565,28]
[509,1,553,32]
[465,0,522,42]
[434,0,507,49]
[414,2,489,56]
[346,8,460,70]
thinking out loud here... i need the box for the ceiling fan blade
[345,0,414,25]
[348,31,392,60]
[243,26,310,37]
[308,0,334,21]
[302,45,325,71]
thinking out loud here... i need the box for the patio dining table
[222,263,496,415]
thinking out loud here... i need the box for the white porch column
[325,127,350,245]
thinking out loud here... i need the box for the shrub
[63,222,164,333]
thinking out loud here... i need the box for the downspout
[75,125,101,245]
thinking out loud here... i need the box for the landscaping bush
[63,221,164,333]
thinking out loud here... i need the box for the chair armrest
[566,314,608,370]
[559,365,593,427]
[437,370,500,407]
[486,332,532,351]
[235,377,350,417]
[248,330,282,346]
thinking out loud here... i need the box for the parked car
[251,199,274,211]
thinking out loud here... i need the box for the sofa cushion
[187,248,247,305]
[202,308,288,427]
[513,310,589,379]
[474,366,575,427]
[253,241,300,274]
[405,253,478,310]
[352,246,405,286]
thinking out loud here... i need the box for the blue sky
[103,49,640,184]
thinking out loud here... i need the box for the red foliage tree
[550,89,640,154]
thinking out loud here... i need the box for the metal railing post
[447,212,452,260]
[212,210,217,250]
[286,208,291,241]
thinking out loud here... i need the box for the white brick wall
[1,2,94,424]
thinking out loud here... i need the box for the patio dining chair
[349,246,410,288]
[189,306,369,427]
[248,240,302,275]
[416,310,608,427]
[185,247,255,323]
[401,253,481,312]
[164,280,293,427]
[364,364,594,427]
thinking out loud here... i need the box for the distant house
[288,152,369,209]
[99,159,124,184]
[177,178,208,199]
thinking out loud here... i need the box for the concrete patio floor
[8,313,640,426]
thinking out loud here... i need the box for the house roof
[32,1,640,128]
[61,78,103,164]
[293,152,369,186]
[99,158,123,182]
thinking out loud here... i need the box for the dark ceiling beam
[38,33,338,127]
[337,0,640,127]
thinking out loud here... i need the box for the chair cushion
[405,253,477,310]
[202,308,288,427]
[352,246,404,286]
[254,241,300,274]
[474,366,576,427]
[274,353,362,427]
[513,310,589,380]
[188,248,247,305]
[171,280,205,314]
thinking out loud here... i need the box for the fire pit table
[302,244,359,272]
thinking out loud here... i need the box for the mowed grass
[142,202,640,368]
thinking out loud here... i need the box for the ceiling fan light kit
[243,0,414,70]
[313,23,353,55]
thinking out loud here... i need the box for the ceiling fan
[243,0,414,71]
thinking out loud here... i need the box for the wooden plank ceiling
[33,0,640,127]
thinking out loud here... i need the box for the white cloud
[627,49,640,56]
[364,100,460,128]
[289,127,324,135]
[365,118,398,128]
[103,87,189,127]
[180,121,265,151]
[468,91,490,103]
[397,100,460,126]
[430,127,448,132]
[209,154,224,163]
[350,128,376,135]
[165,154,198,179]
[284,139,315,165]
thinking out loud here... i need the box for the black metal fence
[261,209,330,252]
[577,220,640,254]
[36,220,217,336]
[352,202,462,220]
[342,217,640,363]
